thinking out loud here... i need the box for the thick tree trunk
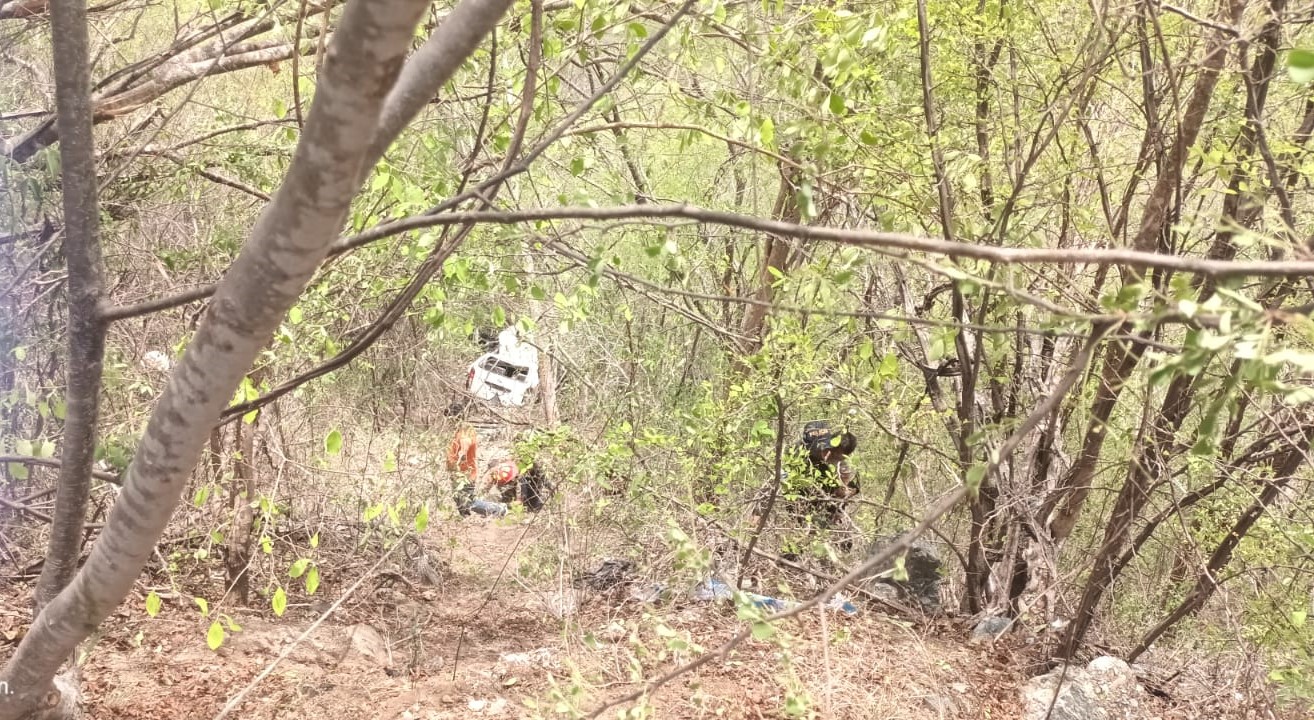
[0,0,445,714]
[738,163,802,357]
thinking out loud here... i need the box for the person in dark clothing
[519,463,552,512]
[796,420,859,529]
[754,420,860,560]
[486,456,553,512]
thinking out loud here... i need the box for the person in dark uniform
[754,420,860,559]
[796,420,859,529]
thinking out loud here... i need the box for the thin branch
[100,284,216,322]
[155,150,272,201]
[334,204,1314,279]
[0,456,120,484]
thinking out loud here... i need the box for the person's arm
[834,459,858,498]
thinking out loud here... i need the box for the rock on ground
[854,533,944,612]
[1022,656,1158,720]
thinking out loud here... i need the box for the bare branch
[334,204,1314,279]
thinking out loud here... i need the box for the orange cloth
[446,424,478,482]
[489,458,518,487]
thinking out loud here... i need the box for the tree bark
[33,0,107,617]
[0,0,443,714]
[738,163,802,356]
[6,24,324,162]
[224,363,267,606]
[1061,4,1286,648]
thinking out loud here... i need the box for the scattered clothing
[693,576,857,615]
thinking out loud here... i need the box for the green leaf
[796,180,817,221]
[415,503,430,533]
[750,622,776,640]
[305,566,320,595]
[828,93,845,114]
[1284,387,1314,406]
[493,306,506,326]
[145,591,162,617]
[324,429,343,455]
[288,306,304,324]
[759,116,775,146]
[1291,610,1307,628]
[206,621,225,650]
[859,129,879,146]
[965,463,987,493]
[1289,49,1314,83]
[272,587,288,617]
[893,556,909,582]
[310,532,319,549]
[289,558,311,578]
[194,597,210,617]
[1262,348,1314,371]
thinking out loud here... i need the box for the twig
[0,455,121,484]
[737,393,786,587]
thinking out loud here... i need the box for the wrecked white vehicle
[466,327,540,406]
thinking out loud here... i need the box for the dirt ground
[0,513,1270,719]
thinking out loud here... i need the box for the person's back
[447,423,478,480]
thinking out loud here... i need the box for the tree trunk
[1041,0,1246,548]
[33,0,106,617]
[737,162,802,357]
[224,362,267,606]
[0,0,455,714]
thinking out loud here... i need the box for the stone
[1021,655,1149,720]
[344,624,392,670]
[854,533,943,612]
[970,615,1012,643]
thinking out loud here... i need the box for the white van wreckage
[466,327,540,406]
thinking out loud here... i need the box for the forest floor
[0,511,1286,719]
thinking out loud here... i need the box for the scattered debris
[574,558,634,592]
[142,350,172,373]
[495,647,559,676]
[693,577,858,615]
[343,624,392,671]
